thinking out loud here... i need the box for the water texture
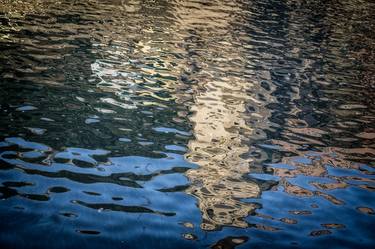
[0,0,374,248]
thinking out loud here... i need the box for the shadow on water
[0,0,374,248]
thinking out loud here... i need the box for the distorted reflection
[0,0,374,248]
[171,1,262,230]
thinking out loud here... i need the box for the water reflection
[172,1,262,230]
[0,0,374,248]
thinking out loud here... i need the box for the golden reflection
[170,1,262,231]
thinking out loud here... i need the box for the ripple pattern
[0,0,374,248]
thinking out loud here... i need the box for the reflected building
[170,0,265,231]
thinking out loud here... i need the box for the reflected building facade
[170,0,265,231]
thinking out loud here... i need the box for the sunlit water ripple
[0,0,374,248]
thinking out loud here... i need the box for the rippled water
[0,0,374,248]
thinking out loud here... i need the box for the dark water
[0,0,374,248]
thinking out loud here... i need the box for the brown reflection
[185,71,260,230]
[170,1,263,231]
[0,0,45,17]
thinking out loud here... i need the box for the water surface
[0,0,374,248]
